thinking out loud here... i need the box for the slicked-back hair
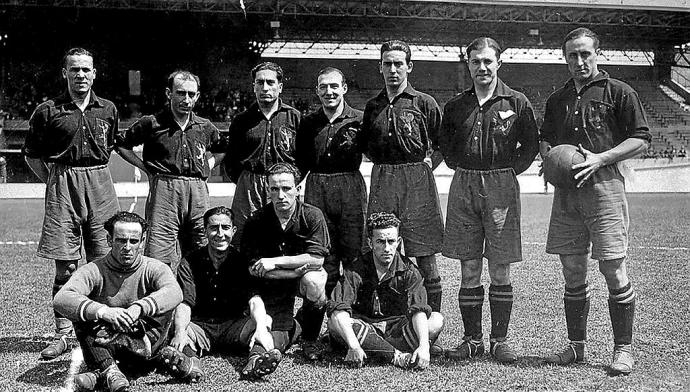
[380,40,412,63]
[367,212,401,238]
[203,206,234,227]
[465,37,503,60]
[317,67,346,85]
[252,62,284,82]
[63,47,93,68]
[104,211,148,237]
[167,70,200,91]
[266,162,301,185]
[562,27,600,54]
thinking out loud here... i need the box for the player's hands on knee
[251,258,276,278]
[100,307,134,332]
[345,347,366,368]
[169,332,189,352]
[412,346,430,370]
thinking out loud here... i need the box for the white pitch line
[523,241,689,251]
[0,240,38,245]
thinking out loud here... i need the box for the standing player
[296,66,366,294]
[116,70,225,270]
[225,62,301,245]
[540,27,650,375]
[23,48,120,359]
[170,206,291,380]
[440,37,539,363]
[242,163,330,361]
[362,40,444,316]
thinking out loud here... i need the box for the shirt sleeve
[294,118,311,176]
[405,265,433,319]
[424,96,443,152]
[23,104,49,159]
[512,98,540,175]
[176,257,196,309]
[616,88,651,143]
[539,95,557,145]
[438,101,458,169]
[303,207,330,257]
[224,116,244,183]
[241,215,262,264]
[115,115,151,149]
[207,122,226,154]
[326,269,360,317]
[133,260,183,317]
[53,264,106,322]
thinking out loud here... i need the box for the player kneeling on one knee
[326,212,444,369]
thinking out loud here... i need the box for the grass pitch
[0,194,689,391]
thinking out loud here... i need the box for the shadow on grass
[16,359,70,387]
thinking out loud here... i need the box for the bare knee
[460,259,483,287]
[488,263,511,286]
[559,254,588,287]
[598,257,629,289]
[300,270,327,303]
[428,312,445,339]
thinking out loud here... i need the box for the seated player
[327,212,444,369]
[242,162,331,361]
[169,206,295,380]
[53,212,192,392]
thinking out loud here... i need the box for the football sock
[489,284,513,341]
[608,282,635,346]
[424,276,443,313]
[298,302,326,342]
[459,286,484,340]
[564,283,591,342]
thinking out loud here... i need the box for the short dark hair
[562,27,600,54]
[104,211,148,237]
[266,162,301,184]
[203,206,234,227]
[317,67,346,85]
[251,62,284,82]
[167,70,200,91]
[380,40,412,63]
[63,47,93,68]
[367,212,401,237]
[465,37,503,60]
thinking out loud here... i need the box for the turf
[0,194,689,391]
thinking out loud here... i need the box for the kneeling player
[54,212,184,392]
[170,206,298,380]
[327,212,444,369]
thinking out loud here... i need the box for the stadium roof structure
[1,0,688,55]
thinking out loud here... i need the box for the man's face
[166,75,199,119]
[253,69,282,105]
[268,172,298,213]
[316,71,347,110]
[108,221,145,267]
[564,36,599,84]
[380,50,412,89]
[368,227,401,268]
[62,54,96,97]
[205,213,236,253]
[468,47,501,88]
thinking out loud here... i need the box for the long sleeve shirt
[439,79,539,174]
[23,90,120,166]
[361,84,441,164]
[327,251,432,323]
[225,100,301,182]
[54,254,182,323]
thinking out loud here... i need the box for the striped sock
[459,286,484,340]
[608,282,635,346]
[489,284,513,341]
[564,284,591,342]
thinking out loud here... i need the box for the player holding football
[439,37,539,363]
[539,27,650,375]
